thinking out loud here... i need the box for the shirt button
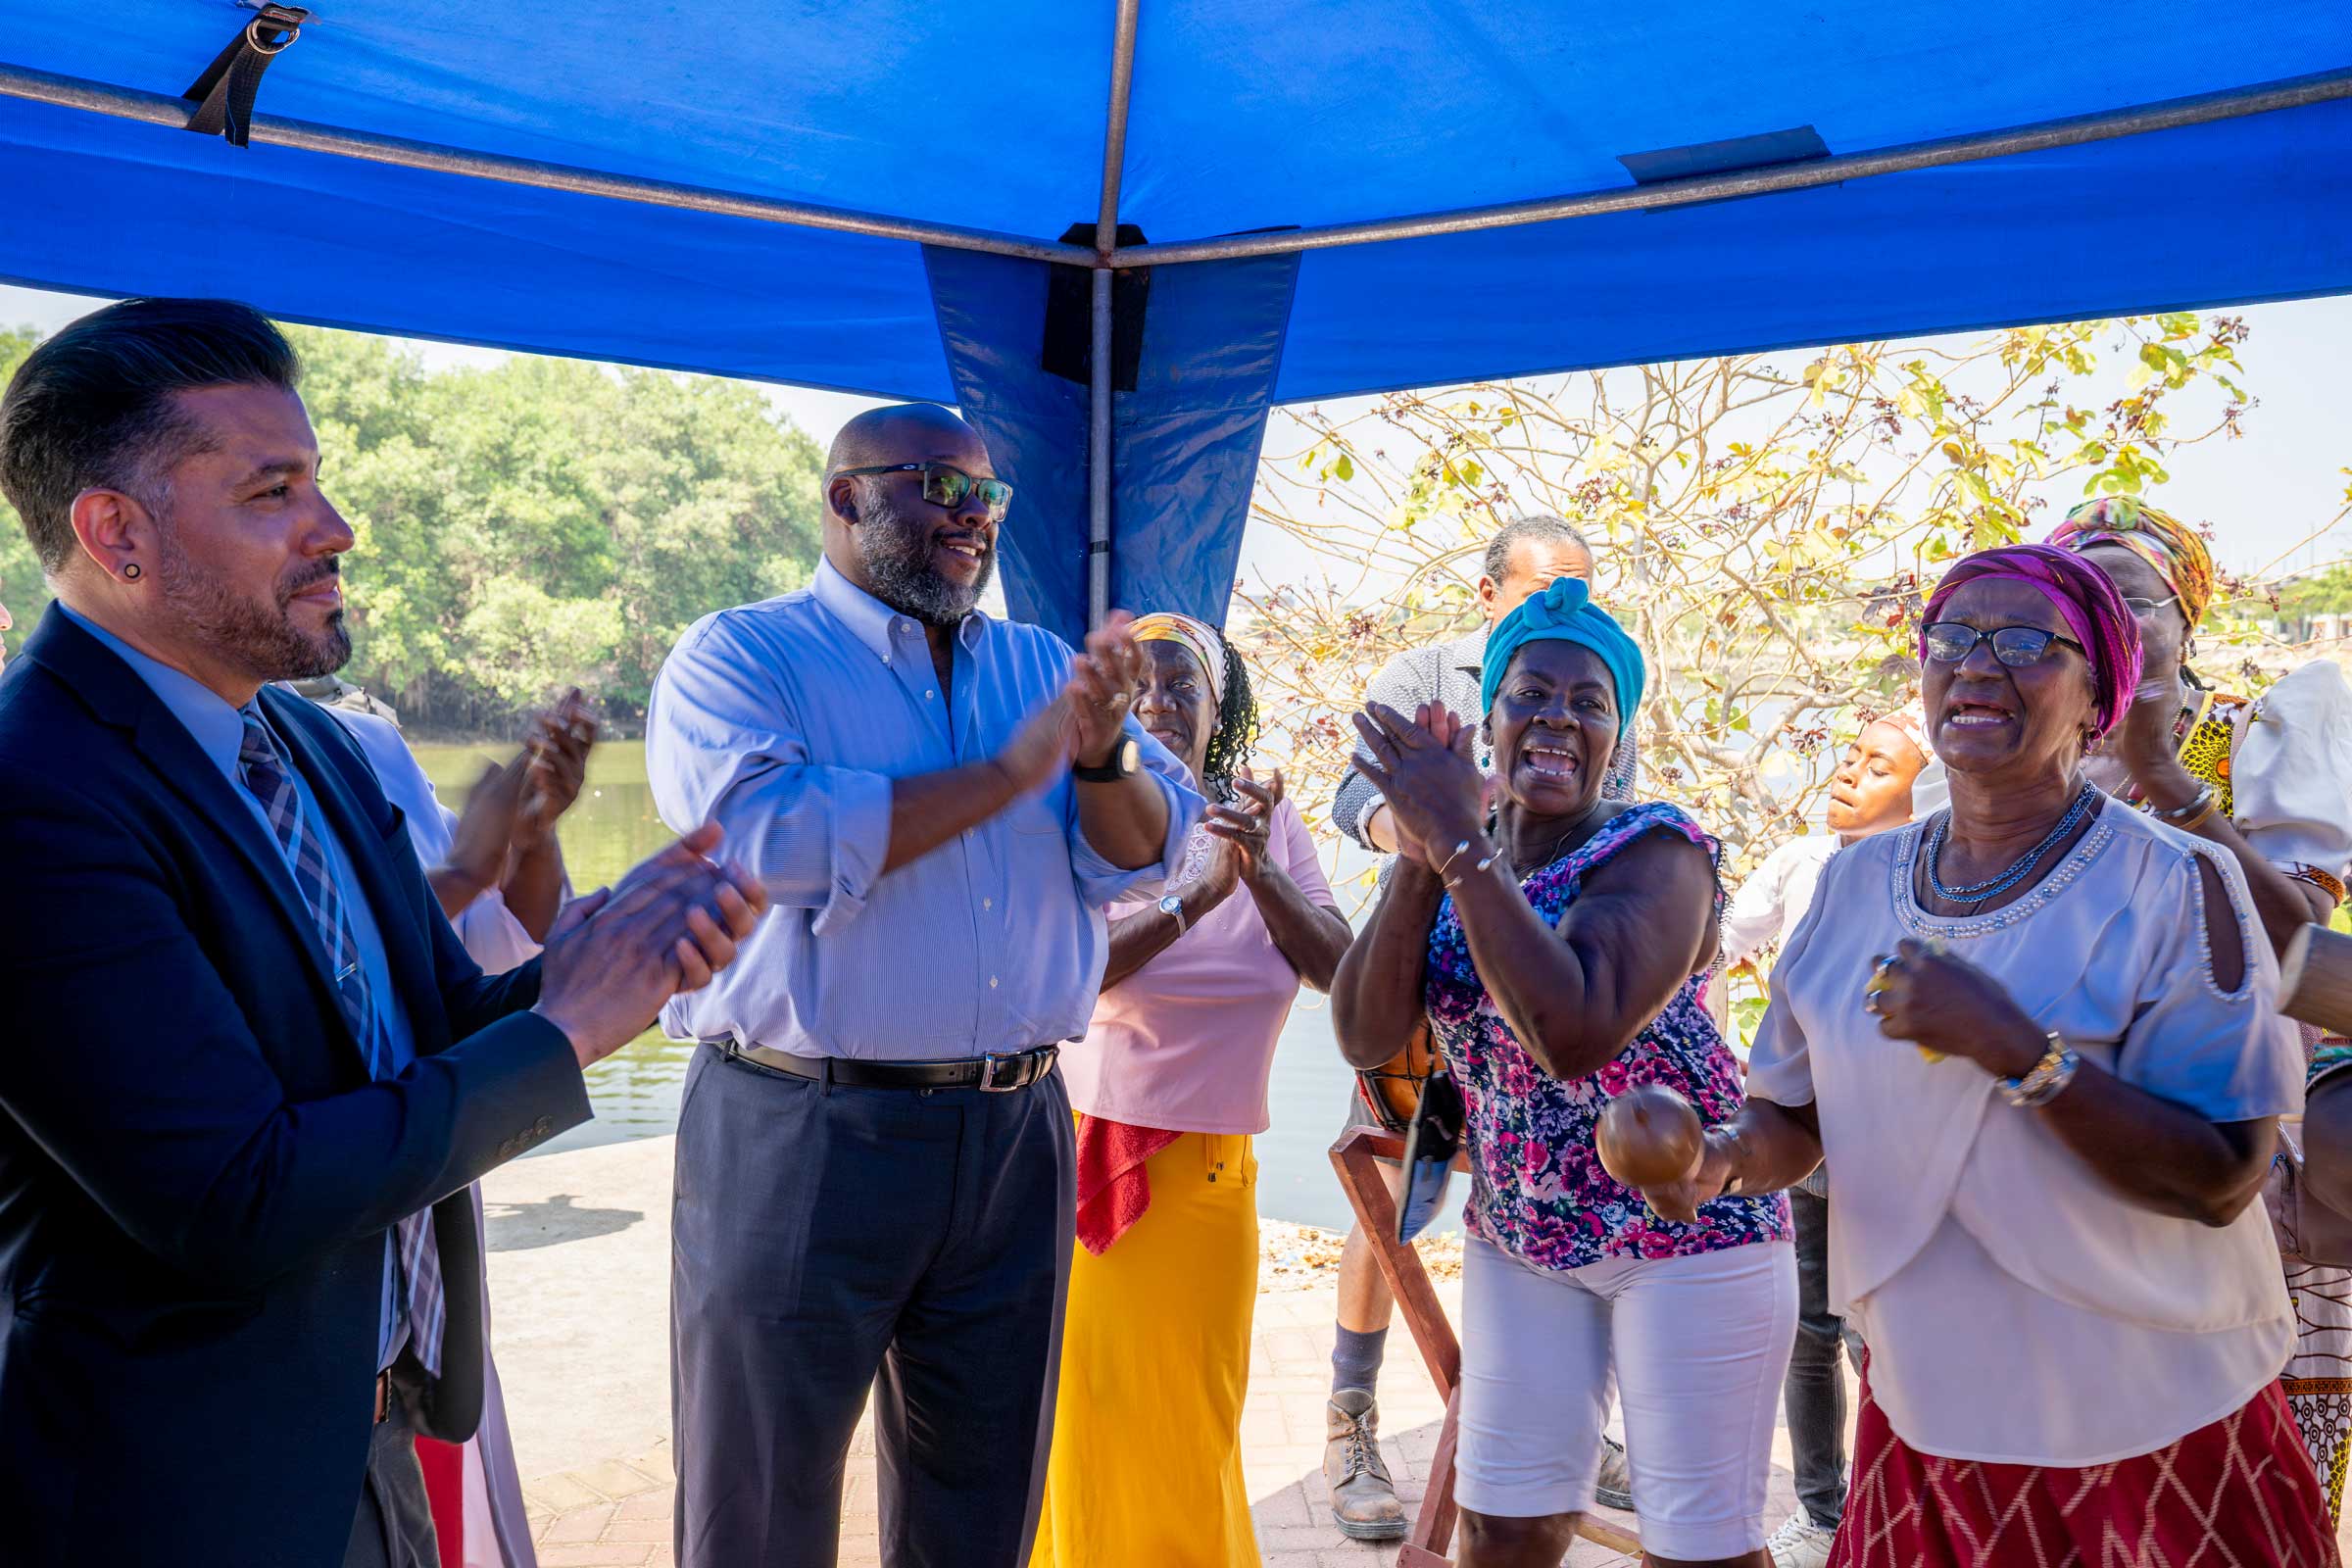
[989,976,1000,989]
[927,690,936,700]
[983,898,994,910]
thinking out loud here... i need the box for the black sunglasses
[1921,621,2086,668]
[835,463,1013,522]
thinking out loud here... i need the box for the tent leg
[1087,265,1112,629]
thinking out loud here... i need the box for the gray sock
[1331,1325,1388,1397]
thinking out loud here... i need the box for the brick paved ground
[519,1281,1653,1567]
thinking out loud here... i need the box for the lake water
[416,740,1457,1234]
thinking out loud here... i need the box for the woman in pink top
[1033,612,1353,1568]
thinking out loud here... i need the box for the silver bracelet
[2152,783,2217,826]
[1997,1032,2079,1108]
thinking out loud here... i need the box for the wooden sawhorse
[1328,1126,1644,1565]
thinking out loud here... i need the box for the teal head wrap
[1479,576,1645,741]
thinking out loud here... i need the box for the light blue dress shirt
[58,604,417,1368]
[646,560,1202,1060]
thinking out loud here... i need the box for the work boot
[1324,1389,1407,1542]
[1593,1434,1635,1512]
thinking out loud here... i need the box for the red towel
[1073,1112,1182,1255]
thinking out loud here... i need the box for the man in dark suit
[0,298,763,1567]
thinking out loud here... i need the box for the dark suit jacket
[0,607,593,1565]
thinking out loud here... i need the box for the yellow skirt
[1031,1129,1262,1568]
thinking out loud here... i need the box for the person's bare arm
[1101,864,1239,991]
[1331,859,1444,1068]
[1446,827,1716,1081]
[1207,773,1352,992]
[1862,857,2280,1227]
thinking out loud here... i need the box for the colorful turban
[1922,544,2144,738]
[1130,612,1226,705]
[2045,496,2215,629]
[1480,576,1645,740]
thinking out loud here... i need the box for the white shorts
[1455,1235,1797,1559]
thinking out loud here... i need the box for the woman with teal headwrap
[1332,577,1795,1568]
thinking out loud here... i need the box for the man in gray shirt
[1322,514,1640,1539]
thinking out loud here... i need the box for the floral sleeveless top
[1426,801,1790,1272]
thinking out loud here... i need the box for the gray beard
[856,513,993,627]
[156,531,351,683]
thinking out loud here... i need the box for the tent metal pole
[1088,266,1114,628]
[1109,67,2352,267]
[0,63,1096,266]
[1086,0,1140,628]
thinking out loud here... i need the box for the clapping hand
[1066,612,1146,769]
[515,689,597,852]
[1348,701,1485,866]
[1202,766,1283,886]
[535,823,768,1067]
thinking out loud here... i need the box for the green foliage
[0,321,824,729]
[1249,314,2264,873]
[0,327,49,647]
[2277,565,2352,621]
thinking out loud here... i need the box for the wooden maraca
[1595,1083,1704,1191]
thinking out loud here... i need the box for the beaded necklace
[1924,781,2098,906]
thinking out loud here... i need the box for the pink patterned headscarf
[1921,544,2143,738]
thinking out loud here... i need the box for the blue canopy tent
[2,2,2349,644]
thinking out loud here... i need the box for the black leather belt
[720,1040,1059,1092]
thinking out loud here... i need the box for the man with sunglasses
[646,402,1201,1568]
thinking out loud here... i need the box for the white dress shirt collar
[811,557,987,666]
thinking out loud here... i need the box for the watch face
[1119,737,1140,772]
[1159,895,1183,915]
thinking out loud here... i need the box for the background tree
[0,322,824,733]
[1235,314,2294,891]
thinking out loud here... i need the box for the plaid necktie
[237,710,443,1376]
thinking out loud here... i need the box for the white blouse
[2223,660,2352,885]
[1748,805,2303,1465]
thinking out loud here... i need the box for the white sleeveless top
[1748,805,2302,1465]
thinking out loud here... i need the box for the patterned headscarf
[1873,706,1935,764]
[1130,612,1226,706]
[1923,544,2144,738]
[2045,496,2215,629]
[1480,576,1645,740]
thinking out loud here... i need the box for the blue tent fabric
[2,2,2350,631]
[925,244,1298,645]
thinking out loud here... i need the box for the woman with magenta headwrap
[1334,577,1794,1568]
[1628,545,2333,1564]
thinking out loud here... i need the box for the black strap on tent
[182,6,310,146]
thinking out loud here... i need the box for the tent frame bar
[1108,67,2352,266]
[0,62,1099,266]
[1086,0,1141,628]
[6,60,2346,279]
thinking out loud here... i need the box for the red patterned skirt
[1831,1372,2339,1567]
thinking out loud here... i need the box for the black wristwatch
[1072,736,1140,783]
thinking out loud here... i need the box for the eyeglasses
[1921,621,2086,668]
[835,463,1013,522]
[2122,594,2180,618]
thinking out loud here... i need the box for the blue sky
[7,282,2346,589]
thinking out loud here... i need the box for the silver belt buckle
[977,1052,1018,1092]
